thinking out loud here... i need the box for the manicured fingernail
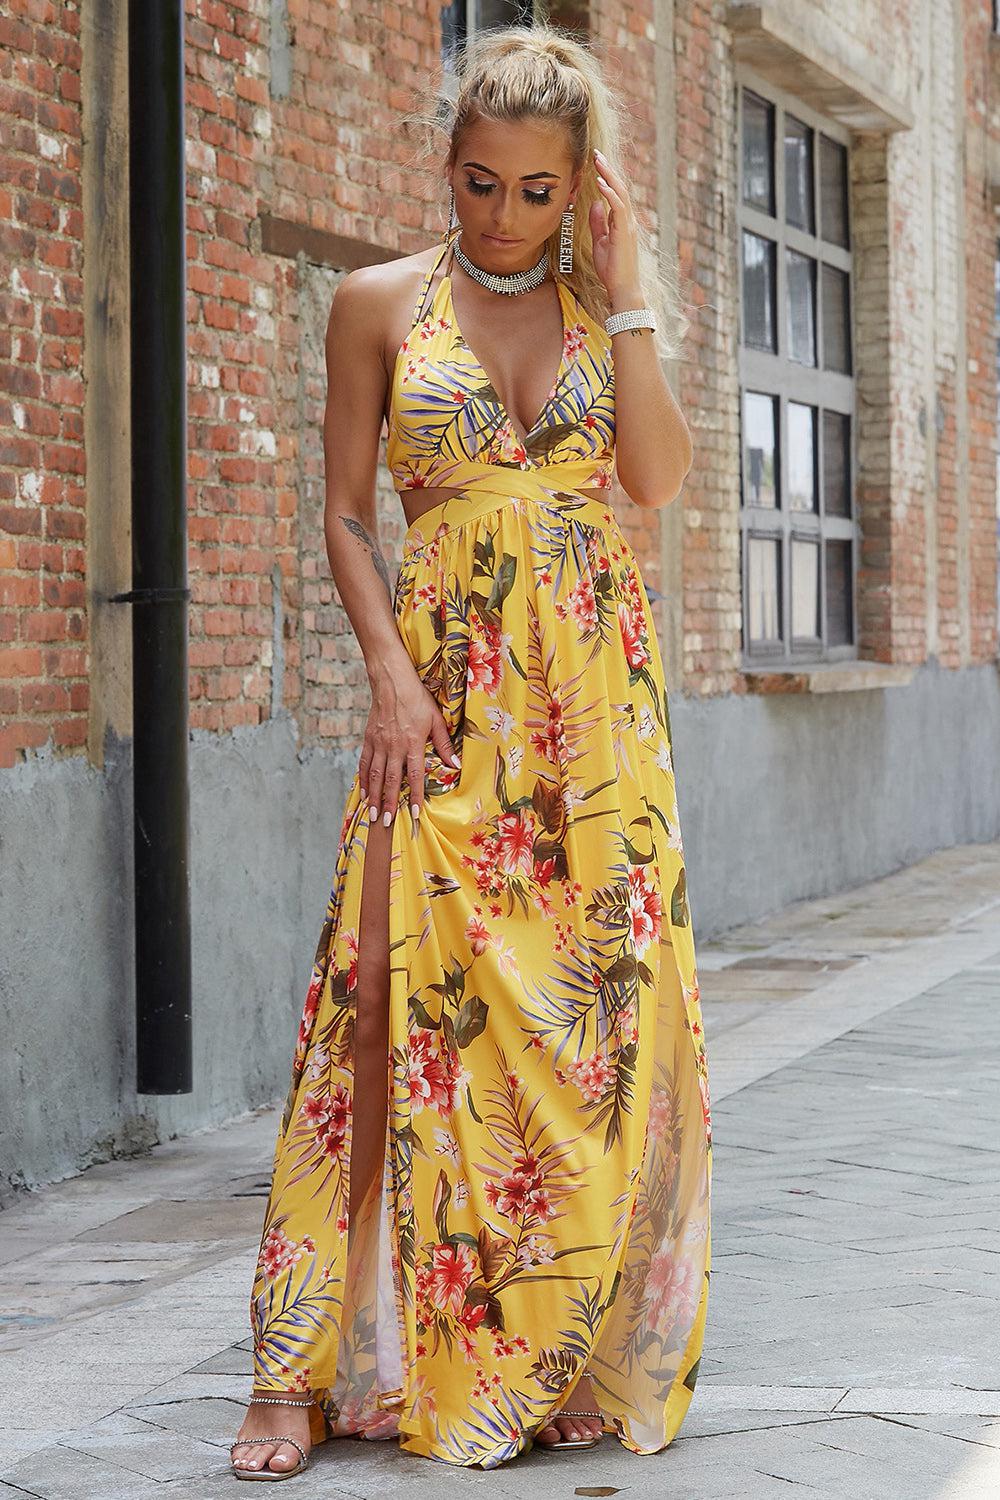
[368,805,377,821]
[383,809,391,826]
[450,754,461,767]
[412,802,420,822]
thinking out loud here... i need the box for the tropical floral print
[248,230,712,1469]
[386,225,616,492]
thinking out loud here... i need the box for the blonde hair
[402,22,689,362]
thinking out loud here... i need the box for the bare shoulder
[326,245,444,375]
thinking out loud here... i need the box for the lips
[483,234,521,245]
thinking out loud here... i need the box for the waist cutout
[398,461,621,559]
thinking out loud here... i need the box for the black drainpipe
[110,0,192,1093]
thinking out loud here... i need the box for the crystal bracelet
[605,307,656,337]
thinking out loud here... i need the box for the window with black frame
[737,80,858,664]
[442,0,535,69]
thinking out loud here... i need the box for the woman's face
[447,116,582,265]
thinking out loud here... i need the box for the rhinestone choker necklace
[453,233,550,295]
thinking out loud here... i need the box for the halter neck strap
[408,229,459,329]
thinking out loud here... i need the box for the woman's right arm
[322,268,460,830]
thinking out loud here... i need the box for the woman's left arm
[591,147,693,509]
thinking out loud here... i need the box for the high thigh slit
[248,226,712,1467]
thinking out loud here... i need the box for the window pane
[788,402,817,512]
[743,231,777,351]
[742,90,775,214]
[825,538,853,646]
[822,264,852,373]
[441,0,465,63]
[823,410,851,517]
[786,249,816,365]
[748,535,781,644]
[791,538,820,640]
[784,114,814,233]
[476,0,533,25]
[742,392,778,508]
[819,134,849,248]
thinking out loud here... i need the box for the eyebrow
[461,160,561,181]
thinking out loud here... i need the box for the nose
[492,188,518,234]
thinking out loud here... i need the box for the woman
[231,23,711,1480]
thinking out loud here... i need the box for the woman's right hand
[360,663,461,828]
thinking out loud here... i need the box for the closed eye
[465,177,552,206]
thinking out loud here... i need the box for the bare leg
[232,818,394,1475]
[346,815,392,1224]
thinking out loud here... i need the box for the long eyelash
[465,178,552,206]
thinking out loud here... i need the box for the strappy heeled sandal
[536,1407,606,1452]
[231,1394,312,1481]
[229,1434,308,1480]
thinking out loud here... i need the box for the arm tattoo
[339,514,394,599]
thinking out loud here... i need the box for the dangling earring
[443,185,457,240]
[558,202,575,274]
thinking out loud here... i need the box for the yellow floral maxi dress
[249,227,712,1468]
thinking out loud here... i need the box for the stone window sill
[727,3,914,133]
[741,661,916,695]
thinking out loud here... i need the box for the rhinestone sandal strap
[230,1436,308,1464]
[552,1408,602,1418]
[249,1396,312,1406]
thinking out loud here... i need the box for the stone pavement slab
[2,840,999,1498]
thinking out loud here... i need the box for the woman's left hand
[589,147,642,300]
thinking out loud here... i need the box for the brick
[0,505,42,536]
[0,647,43,676]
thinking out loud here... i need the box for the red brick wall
[672,0,741,694]
[0,1,86,767]
[587,0,667,610]
[932,0,963,668]
[185,0,451,743]
[966,0,1000,663]
[0,0,997,769]
[184,2,280,734]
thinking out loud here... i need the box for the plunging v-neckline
[443,242,569,451]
